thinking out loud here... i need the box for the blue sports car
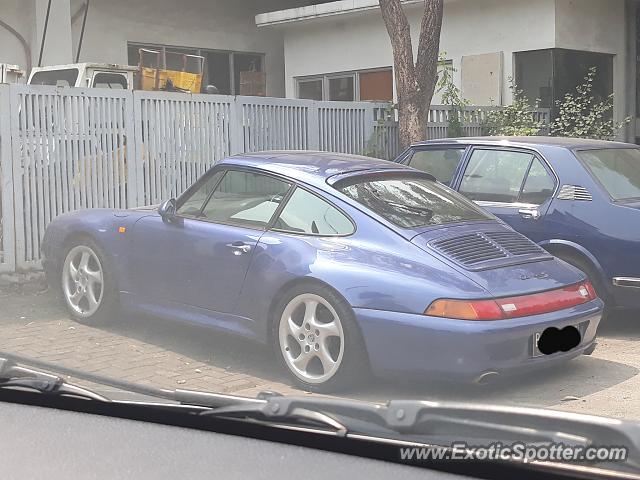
[42,152,603,391]
[396,137,640,313]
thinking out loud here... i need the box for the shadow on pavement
[3,289,637,407]
[100,310,639,407]
[101,312,294,387]
[599,309,640,339]
[354,356,638,408]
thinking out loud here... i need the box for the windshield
[2,0,640,475]
[337,174,491,228]
[577,148,640,200]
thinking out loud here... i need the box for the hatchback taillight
[425,282,597,321]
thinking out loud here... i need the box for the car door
[400,146,467,186]
[236,184,356,324]
[455,147,556,242]
[130,167,292,314]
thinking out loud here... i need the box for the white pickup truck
[27,63,137,89]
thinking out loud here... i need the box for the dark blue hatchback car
[396,137,640,311]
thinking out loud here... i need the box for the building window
[515,48,613,118]
[359,70,394,101]
[296,68,392,101]
[298,79,323,100]
[328,75,355,101]
[128,42,265,95]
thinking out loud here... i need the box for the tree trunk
[380,0,444,149]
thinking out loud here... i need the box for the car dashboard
[0,399,469,480]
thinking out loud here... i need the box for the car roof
[412,136,638,150]
[218,151,410,188]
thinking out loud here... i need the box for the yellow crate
[140,67,203,93]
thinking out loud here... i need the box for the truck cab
[27,63,137,90]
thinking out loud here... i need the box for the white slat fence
[134,91,235,205]
[8,86,136,270]
[0,84,549,272]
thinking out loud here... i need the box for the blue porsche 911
[41,152,603,391]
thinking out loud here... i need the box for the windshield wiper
[2,351,639,470]
[202,395,640,464]
[0,352,264,411]
[0,353,349,436]
[0,358,110,402]
[202,392,348,437]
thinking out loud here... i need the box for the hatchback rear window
[576,148,640,200]
[336,173,492,228]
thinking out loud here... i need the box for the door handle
[518,207,541,220]
[226,242,252,255]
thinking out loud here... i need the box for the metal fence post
[307,101,319,150]
[127,90,143,207]
[0,84,16,273]
[229,97,244,155]
[363,104,375,150]
[8,85,24,270]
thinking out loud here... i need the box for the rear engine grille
[484,231,546,256]
[433,234,506,265]
[431,231,548,269]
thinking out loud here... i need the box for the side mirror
[158,198,177,221]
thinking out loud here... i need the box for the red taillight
[425,282,597,321]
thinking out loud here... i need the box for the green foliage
[436,54,469,138]
[483,79,543,136]
[551,67,630,140]
[362,103,397,159]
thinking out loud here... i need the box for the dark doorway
[207,52,232,95]
[515,48,614,119]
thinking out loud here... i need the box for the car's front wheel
[60,240,118,323]
[273,284,368,392]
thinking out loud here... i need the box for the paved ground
[1,280,639,420]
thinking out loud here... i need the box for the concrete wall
[555,0,629,131]
[279,0,557,104]
[0,0,36,72]
[1,0,290,96]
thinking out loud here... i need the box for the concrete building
[2,0,639,140]
[0,0,328,97]
[256,0,639,141]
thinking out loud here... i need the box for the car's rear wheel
[556,252,611,319]
[273,284,368,392]
[60,240,118,324]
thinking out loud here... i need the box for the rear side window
[520,158,555,205]
[274,187,354,236]
[407,148,464,185]
[577,148,640,200]
[459,149,534,203]
[337,174,491,229]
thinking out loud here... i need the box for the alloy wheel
[61,245,105,318]
[278,293,345,385]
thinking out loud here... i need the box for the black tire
[271,283,370,393]
[556,251,611,319]
[58,238,119,324]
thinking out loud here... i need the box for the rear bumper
[354,299,603,382]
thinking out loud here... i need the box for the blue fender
[538,239,610,294]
